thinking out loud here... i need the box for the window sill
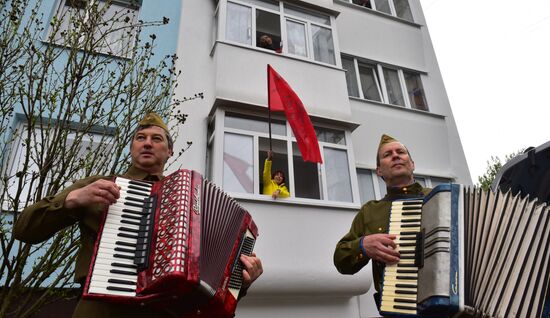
[349,96,445,119]
[334,0,423,28]
[225,191,361,211]
[41,39,133,61]
[211,40,343,72]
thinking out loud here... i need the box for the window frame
[1,120,115,211]
[356,168,452,202]
[346,0,414,22]
[209,108,360,206]
[220,0,339,66]
[46,0,142,58]
[342,55,429,111]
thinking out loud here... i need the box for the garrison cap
[378,134,398,151]
[138,113,168,132]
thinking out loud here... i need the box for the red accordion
[82,169,258,317]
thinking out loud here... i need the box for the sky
[418,0,550,184]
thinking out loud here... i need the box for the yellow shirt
[262,159,290,198]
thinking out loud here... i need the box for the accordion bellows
[380,184,550,318]
[82,169,258,317]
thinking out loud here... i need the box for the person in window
[258,34,282,53]
[14,113,263,318]
[353,0,372,8]
[263,150,290,199]
[333,134,430,310]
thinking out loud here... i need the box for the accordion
[82,169,258,317]
[380,183,550,318]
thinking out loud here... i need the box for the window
[215,112,356,203]
[48,0,141,57]
[1,123,114,211]
[356,168,453,202]
[223,0,337,65]
[341,55,429,111]
[347,0,414,22]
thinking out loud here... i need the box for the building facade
[172,0,471,317]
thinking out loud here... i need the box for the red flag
[267,65,323,163]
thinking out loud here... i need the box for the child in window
[263,150,290,199]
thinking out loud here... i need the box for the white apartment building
[172,0,471,317]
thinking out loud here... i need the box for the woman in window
[263,150,290,199]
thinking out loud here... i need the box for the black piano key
[395,298,417,304]
[119,227,140,234]
[110,269,137,276]
[128,180,152,187]
[400,255,416,260]
[396,275,417,280]
[400,231,419,236]
[401,201,422,205]
[116,241,137,248]
[394,304,417,311]
[127,189,149,197]
[395,289,416,295]
[125,201,145,209]
[121,213,142,221]
[399,243,417,247]
[112,262,138,269]
[108,278,137,286]
[122,208,146,215]
[115,247,136,254]
[397,263,416,267]
[401,223,420,228]
[397,269,418,274]
[126,196,145,203]
[114,253,135,260]
[118,233,139,240]
[401,219,421,223]
[402,211,421,215]
[121,219,141,226]
[396,283,417,288]
[106,286,135,293]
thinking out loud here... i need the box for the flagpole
[267,64,273,151]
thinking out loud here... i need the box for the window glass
[316,127,346,145]
[394,0,413,21]
[374,0,391,14]
[383,67,405,106]
[226,2,252,45]
[358,64,382,102]
[325,148,352,202]
[48,0,139,57]
[239,0,279,11]
[286,20,307,57]
[341,56,359,97]
[223,133,254,193]
[415,176,426,187]
[311,25,335,65]
[225,113,286,135]
[352,0,372,9]
[377,175,387,197]
[357,169,375,203]
[404,71,428,111]
[256,9,281,51]
[431,177,452,187]
[284,4,330,25]
[259,138,288,195]
[293,142,321,199]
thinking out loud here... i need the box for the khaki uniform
[14,165,176,318]
[333,182,431,293]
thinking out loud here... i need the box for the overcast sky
[419,0,550,183]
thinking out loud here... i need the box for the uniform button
[378,227,383,232]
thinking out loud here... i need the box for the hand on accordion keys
[240,252,263,290]
[362,234,400,265]
[65,179,121,209]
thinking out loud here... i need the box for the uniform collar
[123,165,164,181]
[383,182,424,200]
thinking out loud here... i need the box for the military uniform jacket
[333,182,431,293]
[13,165,177,318]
